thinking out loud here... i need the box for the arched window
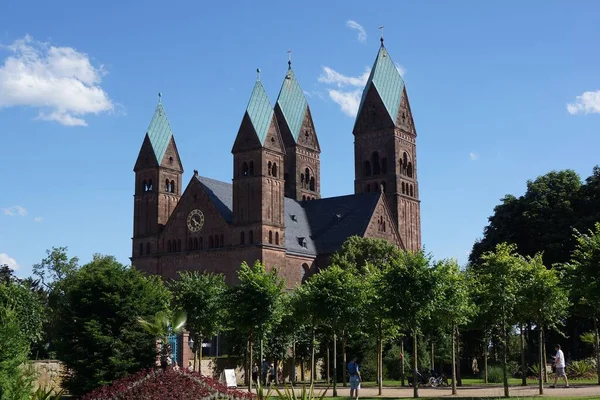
[165,179,170,192]
[302,195,306,201]
[139,243,143,256]
[188,238,193,250]
[381,158,388,174]
[410,185,414,197]
[146,242,151,254]
[269,231,273,244]
[407,163,413,178]
[209,236,214,249]
[242,162,249,176]
[249,230,254,244]
[366,184,371,192]
[268,161,272,176]
[167,240,172,253]
[364,161,372,177]
[177,239,181,252]
[147,179,153,191]
[275,232,279,245]
[240,231,245,245]
[402,182,405,194]
[194,238,198,250]
[220,234,224,247]
[300,173,305,188]
[249,161,254,176]
[305,168,310,185]
[372,152,381,175]
[301,263,309,283]
[309,177,315,191]
[142,180,147,192]
[170,180,176,193]
[381,181,386,193]
[199,237,203,249]
[272,163,278,177]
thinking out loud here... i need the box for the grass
[302,377,599,388]
[320,398,600,400]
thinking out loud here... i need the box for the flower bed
[81,368,254,400]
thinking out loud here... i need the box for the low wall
[31,359,64,392]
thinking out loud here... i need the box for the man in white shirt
[550,344,569,388]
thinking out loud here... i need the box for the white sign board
[222,369,237,388]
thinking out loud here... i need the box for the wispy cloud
[318,66,370,117]
[469,152,479,161]
[567,90,600,115]
[34,216,44,223]
[0,253,20,270]
[2,205,27,216]
[328,89,363,117]
[318,66,370,87]
[0,34,113,126]
[346,20,367,43]
[395,63,406,77]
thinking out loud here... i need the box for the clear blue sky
[1,0,599,277]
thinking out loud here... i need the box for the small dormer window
[298,237,308,248]
[169,156,173,164]
[290,214,298,222]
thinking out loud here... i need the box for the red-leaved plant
[81,368,255,400]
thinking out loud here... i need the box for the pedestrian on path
[348,356,361,400]
[550,344,569,388]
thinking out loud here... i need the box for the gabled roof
[146,102,174,164]
[246,81,275,145]
[192,175,381,257]
[356,45,405,124]
[276,67,308,142]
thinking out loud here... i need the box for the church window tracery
[242,162,249,177]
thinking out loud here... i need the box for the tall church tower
[132,94,183,262]
[274,59,321,201]
[232,73,286,249]
[353,40,421,251]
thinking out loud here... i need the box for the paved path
[273,384,600,398]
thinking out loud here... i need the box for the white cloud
[347,20,367,43]
[0,253,20,270]
[34,216,43,223]
[2,205,27,216]
[469,152,479,161]
[318,66,369,117]
[328,89,363,117]
[395,63,406,77]
[567,90,600,115]
[0,34,113,126]
[318,66,370,88]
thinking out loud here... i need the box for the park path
[319,384,600,398]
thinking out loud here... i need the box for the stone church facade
[131,42,421,287]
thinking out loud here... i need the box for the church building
[131,40,421,287]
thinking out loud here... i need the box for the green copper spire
[276,65,308,142]
[356,45,405,123]
[246,75,274,145]
[146,93,174,163]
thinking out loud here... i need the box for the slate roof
[146,102,174,164]
[246,81,274,145]
[356,45,405,125]
[276,67,308,142]
[195,176,380,256]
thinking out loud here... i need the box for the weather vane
[287,49,292,68]
[158,92,162,103]
[256,68,261,81]
[379,25,384,45]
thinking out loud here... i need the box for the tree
[474,243,527,398]
[432,259,476,394]
[383,250,436,398]
[227,261,285,391]
[0,280,44,346]
[520,254,570,394]
[32,246,79,289]
[137,309,187,367]
[331,236,402,274]
[170,271,227,370]
[565,223,600,384]
[0,307,35,399]
[53,254,170,395]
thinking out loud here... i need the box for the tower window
[249,161,254,176]
[147,179,153,191]
[381,181,386,193]
[372,152,381,175]
[302,195,306,201]
[188,238,193,250]
[240,231,245,245]
[177,239,181,252]
[366,184,371,192]
[381,158,388,174]
[165,179,170,192]
[142,180,148,193]
[139,243,143,256]
[269,231,273,244]
[194,238,199,250]
[364,161,372,177]
[268,161,272,176]
[249,230,254,244]
[407,162,413,178]
[275,232,279,245]
[402,182,405,194]
[242,162,249,177]
[167,240,172,253]
[300,174,305,188]
[146,242,151,254]
[301,263,309,282]
[220,234,224,247]
[199,237,203,249]
[410,185,414,197]
[209,236,214,249]
[169,156,173,164]
[171,180,176,193]
[272,163,278,178]
[310,177,315,191]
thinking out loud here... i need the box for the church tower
[274,58,321,201]
[132,94,183,261]
[353,40,421,251]
[232,72,286,249]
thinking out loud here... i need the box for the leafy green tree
[170,271,227,369]
[137,309,187,367]
[0,307,35,400]
[227,261,285,391]
[383,250,436,398]
[0,280,44,346]
[331,236,402,274]
[474,243,527,398]
[565,223,600,384]
[53,254,170,395]
[293,282,321,384]
[432,259,476,394]
[33,246,79,289]
[520,254,570,393]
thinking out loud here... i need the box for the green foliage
[32,246,79,289]
[170,271,227,345]
[330,236,401,274]
[274,383,328,400]
[566,223,600,318]
[431,259,476,331]
[486,365,504,383]
[0,307,35,400]
[0,280,44,347]
[31,386,64,400]
[53,254,170,395]
[567,359,597,379]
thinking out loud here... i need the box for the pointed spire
[379,25,384,47]
[245,78,274,145]
[256,68,261,81]
[145,94,174,163]
[276,59,308,142]
[287,49,292,69]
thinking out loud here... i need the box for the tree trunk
[333,332,338,397]
[401,339,405,387]
[292,339,297,384]
[193,341,197,373]
[456,330,462,386]
[248,337,253,392]
[538,326,543,394]
[301,359,305,382]
[520,324,526,386]
[503,328,509,398]
[451,323,457,395]
[311,329,315,384]
[542,333,548,383]
[431,341,435,372]
[343,334,348,387]
[413,332,419,398]
[484,340,488,384]
[198,335,203,375]
[327,346,330,384]
[594,317,600,385]
[378,331,383,395]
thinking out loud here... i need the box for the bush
[567,359,596,379]
[486,365,504,383]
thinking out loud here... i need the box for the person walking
[550,344,569,388]
[348,357,361,400]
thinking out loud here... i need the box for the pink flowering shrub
[81,368,255,400]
